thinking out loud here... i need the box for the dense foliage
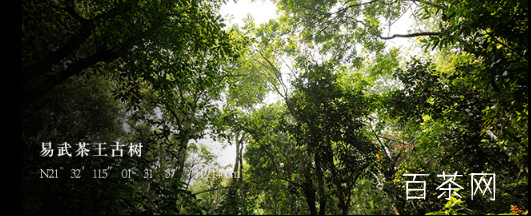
[22,0,527,215]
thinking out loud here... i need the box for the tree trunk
[304,172,317,215]
[228,131,244,214]
[174,137,190,184]
[325,143,348,215]
[315,146,327,215]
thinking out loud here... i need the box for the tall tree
[285,61,378,215]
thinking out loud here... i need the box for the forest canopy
[22,0,527,215]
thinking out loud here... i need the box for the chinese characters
[403,172,496,201]
[39,142,143,157]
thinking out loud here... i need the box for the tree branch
[346,15,440,39]
[406,0,445,9]
[23,18,163,110]
[22,0,139,84]
[192,186,238,195]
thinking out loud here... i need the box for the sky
[219,0,279,28]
